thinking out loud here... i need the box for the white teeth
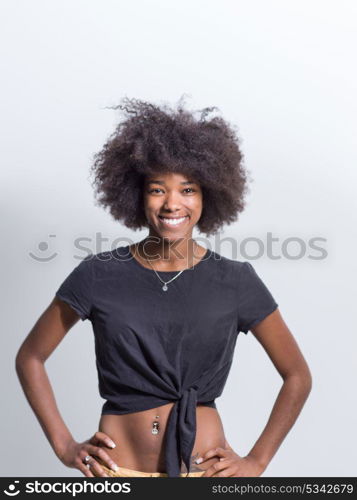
[160,216,187,226]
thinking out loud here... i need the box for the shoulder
[207,251,250,291]
[209,252,270,291]
[88,246,132,278]
[209,250,247,274]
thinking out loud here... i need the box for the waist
[98,402,226,473]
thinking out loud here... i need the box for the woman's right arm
[15,297,117,477]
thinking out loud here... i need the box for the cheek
[144,199,160,213]
[188,194,203,209]
[191,201,203,218]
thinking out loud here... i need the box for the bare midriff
[97,403,226,473]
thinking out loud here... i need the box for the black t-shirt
[55,245,278,477]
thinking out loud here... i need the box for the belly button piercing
[151,415,160,435]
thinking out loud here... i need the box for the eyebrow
[147,180,197,185]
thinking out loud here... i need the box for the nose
[161,191,182,211]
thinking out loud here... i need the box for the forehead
[145,171,198,185]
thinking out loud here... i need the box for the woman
[15,97,312,478]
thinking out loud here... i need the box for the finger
[80,455,109,478]
[89,431,116,449]
[85,444,119,472]
[211,466,237,478]
[77,461,95,477]
[196,447,227,464]
[201,460,231,477]
[89,462,110,478]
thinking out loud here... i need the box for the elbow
[15,347,41,376]
[284,365,313,396]
[15,348,23,372]
[15,338,29,370]
[301,362,313,394]
[300,371,313,398]
[15,342,29,366]
[15,349,27,376]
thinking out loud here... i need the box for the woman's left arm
[198,308,312,477]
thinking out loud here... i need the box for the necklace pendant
[162,284,168,291]
[152,421,160,434]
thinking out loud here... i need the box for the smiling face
[143,171,203,242]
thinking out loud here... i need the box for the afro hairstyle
[89,95,251,237]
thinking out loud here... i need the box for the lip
[158,215,189,228]
[158,215,188,219]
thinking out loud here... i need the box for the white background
[1,0,356,476]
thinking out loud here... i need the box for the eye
[148,188,163,194]
[148,188,196,194]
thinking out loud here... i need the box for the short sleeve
[237,261,278,334]
[55,255,94,321]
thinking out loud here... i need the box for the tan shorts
[92,458,205,478]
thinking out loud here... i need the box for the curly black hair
[89,95,251,237]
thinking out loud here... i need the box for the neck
[138,236,198,266]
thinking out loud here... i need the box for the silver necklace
[142,242,198,292]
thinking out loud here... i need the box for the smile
[158,215,189,227]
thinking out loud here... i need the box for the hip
[93,459,206,477]
[97,403,226,473]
